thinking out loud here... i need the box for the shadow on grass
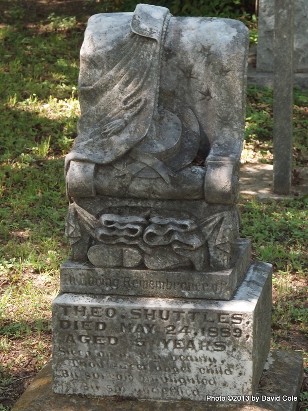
[0,319,52,409]
[0,0,111,26]
[0,105,76,160]
[0,318,50,337]
[1,152,67,240]
[0,24,81,102]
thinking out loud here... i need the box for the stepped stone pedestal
[53,262,272,399]
[12,350,303,411]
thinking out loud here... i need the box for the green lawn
[0,1,307,410]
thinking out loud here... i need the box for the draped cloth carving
[65,6,172,169]
[64,3,247,271]
[65,5,201,190]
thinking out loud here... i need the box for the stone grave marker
[273,0,295,195]
[257,0,308,73]
[52,3,273,404]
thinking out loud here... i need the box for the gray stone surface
[12,350,303,411]
[60,239,251,300]
[273,0,294,195]
[63,4,249,273]
[51,4,276,405]
[257,351,304,411]
[257,0,308,73]
[247,65,308,89]
[67,196,243,272]
[52,262,272,399]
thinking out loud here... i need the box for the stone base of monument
[60,239,251,300]
[247,66,308,89]
[11,350,303,411]
[52,262,271,400]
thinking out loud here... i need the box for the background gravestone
[273,0,294,195]
[257,0,308,73]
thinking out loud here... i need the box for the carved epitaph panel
[53,263,271,400]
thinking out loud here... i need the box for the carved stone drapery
[64,4,248,271]
[66,202,239,271]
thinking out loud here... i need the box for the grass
[244,86,308,165]
[240,199,308,339]
[0,1,307,410]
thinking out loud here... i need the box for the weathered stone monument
[52,3,273,403]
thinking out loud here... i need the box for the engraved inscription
[53,300,254,400]
[62,272,227,295]
[55,306,245,352]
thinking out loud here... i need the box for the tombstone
[52,4,272,402]
[273,0,294,195]
[257,0,308,73]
